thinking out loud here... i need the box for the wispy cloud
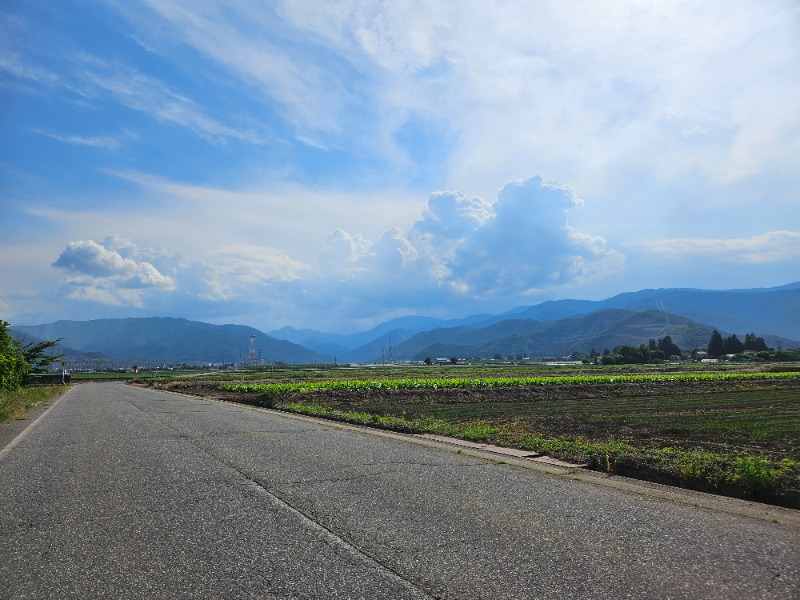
[639,231,800,264]
[0,53,60,87]
[1,36,267,146]
[77,56,268,144]
[282,0,800,193]
[30,128,128,150]
[16,1,797,192]
[111,1,356,135]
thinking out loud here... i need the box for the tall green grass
[0,385,64,422]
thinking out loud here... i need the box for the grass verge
[272,400,798,506]
[0,386,65,423]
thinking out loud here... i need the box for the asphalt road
[1,382,798,599]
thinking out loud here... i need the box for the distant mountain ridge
[270,283,800,360]
[500,285,800,339]
[394,309,724,360]
[11,283,799,364]
[12,317,327,365]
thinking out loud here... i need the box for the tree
[707,330,725,358]
[659,335,682,359]
[20,337,63,373]
[0,322,64,390]
[0,321,29,391]
[744,333,768,352]
[423,357,432,366]
[449,356,458,365]
[614,344,646,364]
[724,334,744,355]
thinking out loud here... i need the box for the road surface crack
[149,412,437,599]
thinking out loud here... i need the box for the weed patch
[0,385,64,423]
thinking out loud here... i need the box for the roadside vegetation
[0,319,66,424]
[0,385,65,422]
[143,363,800,508]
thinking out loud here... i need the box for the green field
[69,370,199,381]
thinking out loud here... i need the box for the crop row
[219,371,798,395]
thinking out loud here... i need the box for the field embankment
[144,367,800,508]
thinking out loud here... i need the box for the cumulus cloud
[49,175,624,321]
[52,238,176,306]
[443,176,621,297]
[319,229,370,269]
[53,239,175,288]
[47,180,796,330]
[412,191,493,239]
[306,175,624,315]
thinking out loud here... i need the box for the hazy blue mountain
[398,309,723,361]
[9,327,105,362]
[270,313,494,356]
[503,284,800,339]
[13,318,329,365]
[11,283,798,365]
[267,327,352,358]
[273,283,800,360]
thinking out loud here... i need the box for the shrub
[0,321,29,392]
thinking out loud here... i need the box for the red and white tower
[248,335,257,363]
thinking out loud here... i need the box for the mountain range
[11,318,326,365]
[10,283,800,365]
[271,283,800,361]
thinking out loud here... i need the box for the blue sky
[2,1,798,333]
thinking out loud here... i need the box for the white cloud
[301,175,625,318]
[639,231,800,264]
[446,177,620,297]
[203,245,310,284]
[320,229,370,269]
[30,129,122,150]
[44,175,623,325]
[77,55,267,144]
[98,169,423,262]
[0,52,60,88]
[280,0,800,198]
[110,0,355,135]
[29,128,141,150]
[412,191,492,239]
[26,0,790,209]
[52,238,176,306]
